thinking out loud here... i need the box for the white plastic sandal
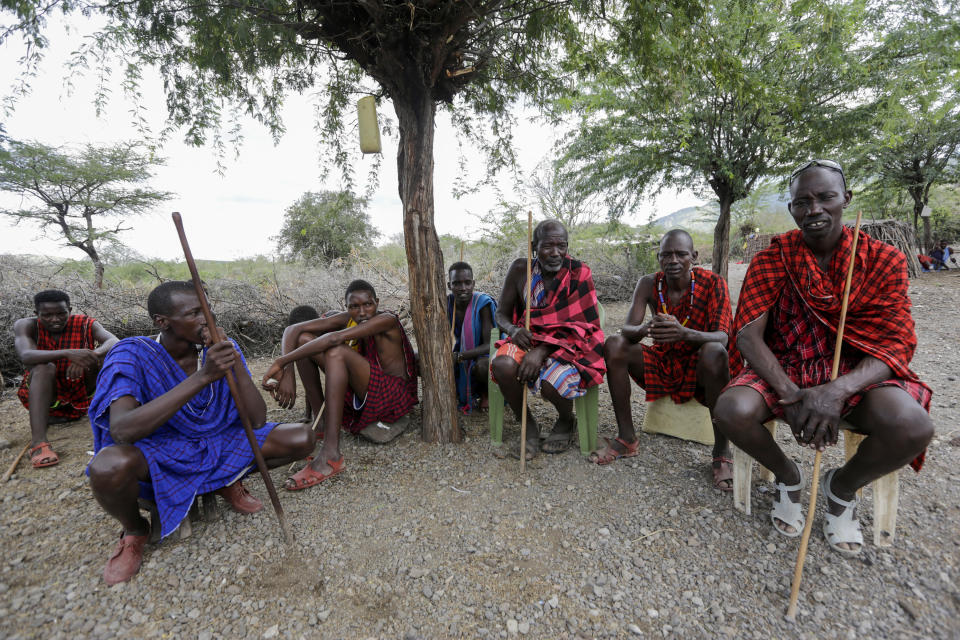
[822,468,864,557]
[770,461,805,538]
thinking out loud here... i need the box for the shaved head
[659,229,694,253]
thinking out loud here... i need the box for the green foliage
[559,0,868,276]
[274,190,377,264]
[843,0,960,232]
[0,139,172,286]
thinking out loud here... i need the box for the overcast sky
[0,14,704,263]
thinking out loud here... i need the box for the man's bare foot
[711,454,733,491]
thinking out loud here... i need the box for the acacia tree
[559,0,865,279]
[2,0,645,442]
[275,190,378,263]
[0,139,172,287]
[846,0,960,249]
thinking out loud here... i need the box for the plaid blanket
[447,292,497,410]
[341,314,418,433]
[88,336,276,538]
[497,257,606,388]
[641,267,732,403]
[730,227,931,471]
[17,314,97,418]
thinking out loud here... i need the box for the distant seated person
[86,281,314,585]
[714,160,933,556]
[14,289,118,469]
[263,279,418,490]
[446,261,497,412]
[600,230,735,490]
[491,220,606,459]
[929,239,955,270]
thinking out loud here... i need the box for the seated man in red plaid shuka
[263,279,418,490]
[491,220,606,460]
[599,230,735,490]
[714,161,933,556]
[14,289,118,469]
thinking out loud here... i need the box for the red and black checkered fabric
[341,313,418,433]
[17,314,97,418]
[732,227,924,383]
[640,267,733,403]
[498,257,606,388]
[728,227,931,471]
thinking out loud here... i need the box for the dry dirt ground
[0,265,958,640]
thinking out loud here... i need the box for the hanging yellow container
[357,96,382,154]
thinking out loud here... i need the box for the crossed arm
[14,318,119,380]
[737,311,892,450]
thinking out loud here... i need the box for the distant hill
[650,191,793,233]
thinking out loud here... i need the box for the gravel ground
[0,265,958,640]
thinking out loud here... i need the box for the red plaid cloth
[17,314,97,419]
[496,257,606,388]
[729,228,931,471]
[341,314,418,433]
[639,267,732,403]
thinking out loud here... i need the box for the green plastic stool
[488,303,604,456]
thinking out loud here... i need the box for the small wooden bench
[731,421,899,547]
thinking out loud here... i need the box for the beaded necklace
[657,271,695,326]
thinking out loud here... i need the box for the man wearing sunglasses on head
[713,160,933,556]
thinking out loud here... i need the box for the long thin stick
[786,210,863,621]
[519,212,533,472]
[172,212,292,544]
[2,443,30,482]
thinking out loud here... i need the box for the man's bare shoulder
[13,317,38,337]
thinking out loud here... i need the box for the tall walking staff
[171,212,293,545]
[519,212,533,472]
[786,209,863,621]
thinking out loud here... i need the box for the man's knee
[603,334,630,364]
[870,403,934,454]
[296,332,316,348]
[29,362,57,382]
[698,342,728,374]
[713,388,764,435]
[89,446,142,493]
[490,355,516,381]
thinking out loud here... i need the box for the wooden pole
[2,443,31,482]
[171,212,292,544]
[786,210,863,621]
[519,212,533,472]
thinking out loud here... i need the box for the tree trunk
[93,258,105,289]
[711,193,733,280]
[394,91,461,443]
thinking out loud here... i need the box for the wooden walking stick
[519,211,534,472]
[2,443,31,482]
[171,212,293,544]
[786,209,863,621]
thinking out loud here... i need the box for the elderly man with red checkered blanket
[714,160,933,557]
[491,220,605,460]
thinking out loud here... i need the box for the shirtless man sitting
[599,230,734,490]
[263,279,418,489]
[14,289,118,468]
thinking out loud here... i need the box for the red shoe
[103,532,148,585]
[215,480,263,514]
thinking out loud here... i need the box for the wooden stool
[138,494,219,544]
[641,397,715,446]
[731,421,899,547]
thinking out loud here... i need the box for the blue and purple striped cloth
[88,336,275,538]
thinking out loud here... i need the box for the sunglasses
[789,159,846,189]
